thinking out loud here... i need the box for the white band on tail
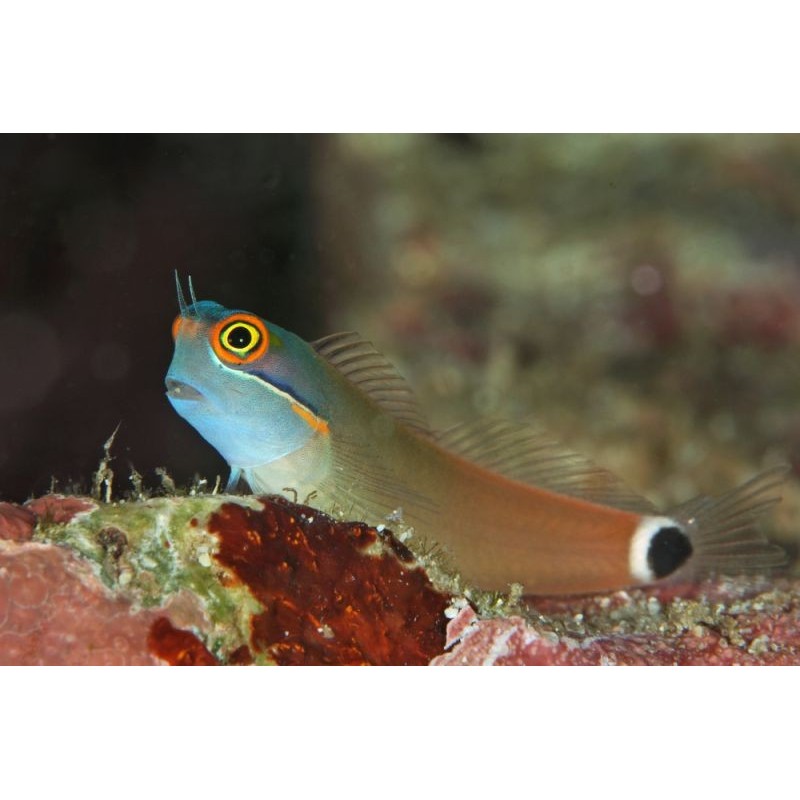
[629,515,687,583]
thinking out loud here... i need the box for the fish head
[166,277,330,469]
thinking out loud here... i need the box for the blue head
[165,277,331,471]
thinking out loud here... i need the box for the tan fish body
[167,284,788,596]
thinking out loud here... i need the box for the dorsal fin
[437,418,657,513]
[312,331,431,436]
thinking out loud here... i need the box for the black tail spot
[647,526,693,579]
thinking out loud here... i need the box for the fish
[165,275,788,595]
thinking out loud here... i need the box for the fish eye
[211,313,269,364]
[223,323,256,351]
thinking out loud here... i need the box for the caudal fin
[672,465,789,578]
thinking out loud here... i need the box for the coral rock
[0,541,163,665]
[4,491,798,666]
[2,493,450,665]
[0,503,36,542]
[433,581,800,666]
[25,494,97,524]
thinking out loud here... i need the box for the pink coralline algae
[25,495,97,524]
[433,581,800,666]
[0,503,37,542]
[0,494,210,665]
[0,541,164,665]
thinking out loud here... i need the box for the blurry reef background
[2,133,799,558]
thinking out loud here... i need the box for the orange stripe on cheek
[291,403,330,435]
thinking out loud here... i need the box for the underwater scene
[2,133,800,664]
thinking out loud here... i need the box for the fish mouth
[165,378,204,401]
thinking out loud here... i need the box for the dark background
[3,133,800,532]
[0,134,329,501]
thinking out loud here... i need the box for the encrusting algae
[22,484,451,665]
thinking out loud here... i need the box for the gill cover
[166,274,330,470]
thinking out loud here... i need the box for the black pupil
[228,325,254,350]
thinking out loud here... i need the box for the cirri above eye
[211,313,269,364]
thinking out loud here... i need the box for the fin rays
[317,433,439,527]
[438,418,657,514]
[672,466,789,576]
[312,331,431,436]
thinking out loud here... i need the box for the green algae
[33,494,267,660]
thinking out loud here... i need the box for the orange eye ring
[171,315,183,340]
[210,313,269,364]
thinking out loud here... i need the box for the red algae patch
[147,617,218,665]
[208,497,450,665]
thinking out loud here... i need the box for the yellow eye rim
[210,313,269,364]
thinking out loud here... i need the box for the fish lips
[165,377,205,402]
